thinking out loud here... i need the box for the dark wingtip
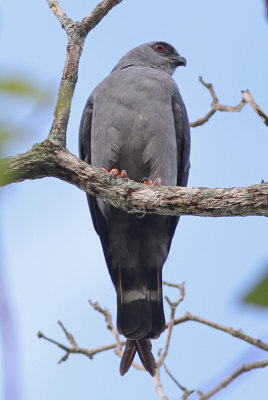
[135,339,157,377]
[120,339,136,376]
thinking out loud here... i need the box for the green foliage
[0,75,53,186]
[244,271,268,307]
[0,76,52,103]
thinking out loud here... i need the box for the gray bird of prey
[79,41,190,376]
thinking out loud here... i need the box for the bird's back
[91,65,178,185]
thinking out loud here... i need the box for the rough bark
[1,140,267,217]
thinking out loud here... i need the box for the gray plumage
[79,41,190,376]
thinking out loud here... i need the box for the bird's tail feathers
[116,266,165,340]
[120,339,136,376]
[120,338,157,377]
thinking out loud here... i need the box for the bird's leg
[142,177,162,186]
[101,168,128,179]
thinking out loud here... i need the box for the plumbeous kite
[79,41,190,376]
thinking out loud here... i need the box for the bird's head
[113,41,186,75]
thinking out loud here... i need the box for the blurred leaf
[0,76,52,104]
[244,271,268,307]
[0,126,16,185]
[0,74,53,187]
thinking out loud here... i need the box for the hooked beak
[169,55,187,67]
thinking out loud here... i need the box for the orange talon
[101,168,127,179]
[153,178,162,187]
[110,168,120,176]
[119,170,128,178]
[142,177,153,185]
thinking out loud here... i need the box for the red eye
[154,44,166,52]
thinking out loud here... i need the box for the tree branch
[173,311,268,352]
[37,283,268,400]
[154,282,186,400]
[154,369,169,400]
[162,362,194,399]
[157,282,185,367]
[82,0,123,32]
[88,300,123,358]
[46,0,122,146]
[1,141,268,217]
[190,76,268,127]
[198,359,268,400]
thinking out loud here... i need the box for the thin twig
[242,90,268,126]
[158,282,185,367]
[173,312,268,352]
[37,323,126,364]
[88,300,144,371]
[190,76,268,127]
[154,368,169,400]
[197,359,268,400]
[163,362,194,399]
[190,109,216,127]
[38,287,268,400]
[57,320,77,348]
[89,300,122,356]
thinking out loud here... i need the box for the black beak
[169,55,187,67]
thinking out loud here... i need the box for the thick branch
[190,76,268,127]
[1,141,268,217]
[82,0,123,32]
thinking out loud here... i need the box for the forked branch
[190,76,268,127]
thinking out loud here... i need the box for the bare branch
[154,283,186,399]
[37,319,128,364]
[197,359,268,400]
[154,368,169,400]
[47,0,72,29]
[87,301,144,371]
[242,90,268,126]
[1,141,268,217]
[37,285,268,400]
[83,0,123,32]
[163,362,194,399]
[57,320,78,348]
[190,109,216,127]
[157,282,185,367]
[89,300,122,357]
[190,76,268,127]
[46,0,122,146]
[1,142,268,217]
[173,312,268,352]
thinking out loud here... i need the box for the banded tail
[116,265,165,376]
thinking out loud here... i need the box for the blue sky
[1,1,268,399]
